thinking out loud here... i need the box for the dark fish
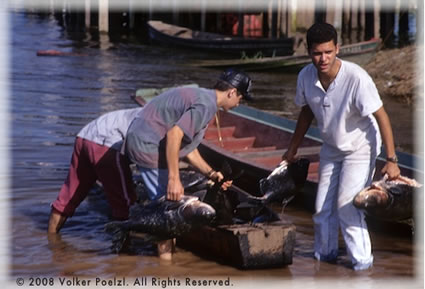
[353,175,422,221]
[199,161,244,225]
[105,196,215,252]
[249,158,310,204]
[198,159,310,225]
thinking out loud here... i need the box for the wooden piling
[295,1,315,31]
[237,0,244,37]
[200,0,207,32]
[271,1,278,39]
[85,0,91,28]
[351,0,359,30]
[342,0,351,42]
[172,0,179,25]
[326,0,343,44]
[99,0,109,32]
[129,0,135,30]
[280,0,293,37]
[358,0,366,40]
[373,0,380,40]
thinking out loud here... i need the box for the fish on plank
[353,174,422,221]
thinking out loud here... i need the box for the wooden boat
[198,105,422,213]
[147,20,294,57]
[132,87,422,212]
[132,87,422,213]
[188,38,380,71]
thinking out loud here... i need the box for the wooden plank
[204,126,236,140]
[235,146,322,159]
[209,136,256,150]
[232,146,277,153]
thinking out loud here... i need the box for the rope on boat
[215,113,224,147]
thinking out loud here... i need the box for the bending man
[124,68,253,260]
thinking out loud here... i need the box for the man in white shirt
[282,22,400,270]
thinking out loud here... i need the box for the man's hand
[282,149,298,163]
[166,177,184,201]
[210,171,233,190]
[381,162,401,180]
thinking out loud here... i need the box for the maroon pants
[52,137,136,219]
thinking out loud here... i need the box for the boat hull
[188,39,381,71]
[198,105,422,215]
[147,20,294,57]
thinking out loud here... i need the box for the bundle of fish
[202,159,310,225]
[353,174,422,221]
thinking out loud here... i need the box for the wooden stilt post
[343,0,352,42]
[172,0,179,25]
[358,0,366,40]
[148,0,154,20]
[374,0,380,40]
[288,0,296,39]
[129,0,135,30]
[49,0,55,15]
[326,0,343,44]
[351,0,359,31]
[201,0,206,32]
[99,0,109,33]
[237,0,244,37]
[85,0,90,29]
[271,0,278,39]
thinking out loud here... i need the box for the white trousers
[313,143,379,270]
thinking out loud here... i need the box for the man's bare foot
[157,239,175,260]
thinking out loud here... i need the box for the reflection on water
[9,10,421,287]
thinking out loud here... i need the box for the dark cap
[219,68,253,101]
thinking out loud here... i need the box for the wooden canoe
[188,38,380,71]
[132,87,422,214]
[147,20,294,57]
[198,105,423,218]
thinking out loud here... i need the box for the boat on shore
[188,38,381,71]
[147,20,295,57]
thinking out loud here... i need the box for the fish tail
[105,221,130,253]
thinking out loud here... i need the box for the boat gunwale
[188,38,380,69]
[221,105,422,174]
